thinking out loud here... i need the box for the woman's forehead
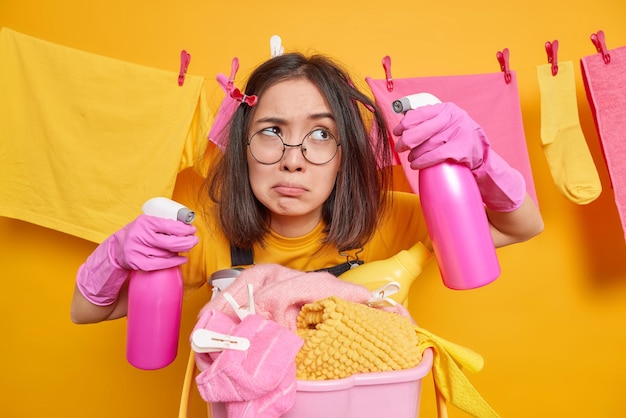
[253,79,332,121]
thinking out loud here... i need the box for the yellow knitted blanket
[295,296,500,418]
[295,296,421,380]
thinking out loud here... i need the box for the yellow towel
[296,296,500,418]
[416,327,500,418]
[0,27,212,243]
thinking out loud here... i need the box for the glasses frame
[247,128,341,165]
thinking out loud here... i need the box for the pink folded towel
[194,310,304,418]
[197,264,378,331]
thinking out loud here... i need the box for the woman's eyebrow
[309,112,335,122]
[254,116,286,125]
[253,113,335,125]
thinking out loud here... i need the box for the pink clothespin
[178,50,191,86]
[227,57,239,91]
[382,55,394,92]
[545,40,559,76]
[590,30,611,64]
[496,48,512,84]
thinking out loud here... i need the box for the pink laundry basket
[208,348,433,418]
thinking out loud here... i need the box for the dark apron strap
[229,244,362,277]
[314,260,363,277]
[230,245,254,268]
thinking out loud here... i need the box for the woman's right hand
[113,214,199,271]
[72,214,198,323]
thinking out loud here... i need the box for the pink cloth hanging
[581,45,626,241]
[365,71,538,205]
[207,57,242,150]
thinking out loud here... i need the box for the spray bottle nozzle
[142,197,195,224]
[392,93,442,114]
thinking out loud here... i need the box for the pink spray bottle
[392,93,500,290]
[126,197,195,370]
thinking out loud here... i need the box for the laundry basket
[207,348,433,418]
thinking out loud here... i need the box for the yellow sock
[537,61,601,204]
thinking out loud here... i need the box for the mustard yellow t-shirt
[179,183,431,297]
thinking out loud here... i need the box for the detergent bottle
[392,93,500,290]
[126,197,195,370]
[340,242,432,306]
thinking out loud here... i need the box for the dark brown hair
[202,52,393,252]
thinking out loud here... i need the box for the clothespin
[382,55,394,92]
[223,284,256,321]
[178,50,191,86]
[367,281,400,307]
[270,35,284,57]
[230,88,258,107]
[227,57,239,90]
[545,40,559,76]
[496,48,512,84]
[590,30,611,64]
[191,329,251,353]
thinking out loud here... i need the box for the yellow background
[1,1,626,417]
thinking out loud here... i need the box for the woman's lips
[273,183,307,197]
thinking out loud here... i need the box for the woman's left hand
[393,102,527,212]
[392,102,489,172]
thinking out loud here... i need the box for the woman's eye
[309,129,331,141]
[261,127,281,137]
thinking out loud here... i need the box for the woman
[70,52,543,324]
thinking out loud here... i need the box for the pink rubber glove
[76,214,198,306]
[393,102,526,212]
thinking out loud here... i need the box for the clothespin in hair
[545,40,559,76]
[590,30,611,64]
[178,50,191,86]
[382,55,394,92]
[496,48,512,84]
[270,35,284,57]
[230,88,258,107]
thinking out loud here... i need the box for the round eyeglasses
[247,127,341,165]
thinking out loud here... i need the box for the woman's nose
[279,143,305,171]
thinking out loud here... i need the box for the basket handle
[434,374,449,418]
[178,349,198,418]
